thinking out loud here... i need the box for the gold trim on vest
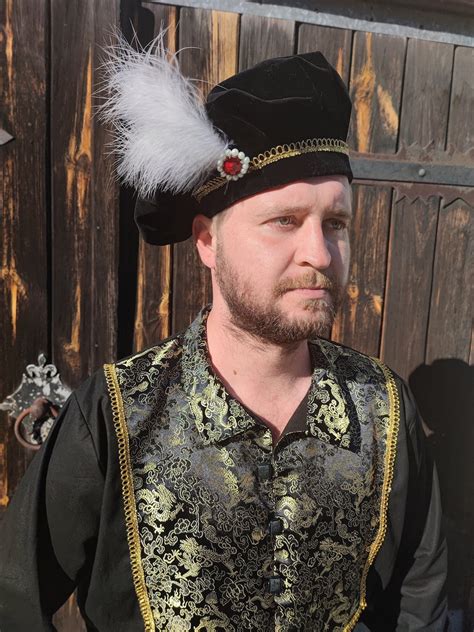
[343,359,401,631]
[104,363,155,632]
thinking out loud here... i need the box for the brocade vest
[104,306,400,632]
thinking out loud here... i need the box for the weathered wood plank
[51,1,94,388]
[332,184,391,357]
[173,9,239,333]
[91,0,120,366]
[380,191,439,379]
[425,198,473,364]
[134,240,172,349]
[51,0,119,387]
[382,38,456,382]
[297,24,352,85]
[398,39,454,150]
[239,14,294,70]
[446,46,474,153]
[419,40,472,368]
[0,0,48,511]
[348,31,406,154]
[133,3,177,350]
[51,1,94,386]
[50,2,120,627]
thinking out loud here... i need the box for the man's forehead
[230,177,352,216]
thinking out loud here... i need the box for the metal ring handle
[14,398,59,451]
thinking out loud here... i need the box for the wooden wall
[1,0,120,629]
[1,0,473,628]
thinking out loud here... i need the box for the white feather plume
[97,29,228,198]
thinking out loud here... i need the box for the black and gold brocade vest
[104,307,400,632]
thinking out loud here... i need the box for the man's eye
[327,218,347,230]
[274,216,295,227]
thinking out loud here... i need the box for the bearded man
[0,35,447,632]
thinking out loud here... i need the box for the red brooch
[217,148,250,181]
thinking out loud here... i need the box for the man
[0,35,447,631]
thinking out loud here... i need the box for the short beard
[215,243,345,345]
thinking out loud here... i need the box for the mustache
[275,272,336,296]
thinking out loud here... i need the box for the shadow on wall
[409,359,474,630]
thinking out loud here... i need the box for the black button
[267,576,284,594]
[257,463,273,480]
[268,518,283,535]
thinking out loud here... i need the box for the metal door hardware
[0,354,71,450]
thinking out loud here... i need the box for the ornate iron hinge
[0,355,71,450]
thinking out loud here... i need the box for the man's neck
[207,306,311,397]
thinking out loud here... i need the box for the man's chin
[280,292,335,316]
[279,298,337,337]
[261,306,334,342]
[302,297,334,312]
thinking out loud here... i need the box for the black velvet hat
[102,43,352,245]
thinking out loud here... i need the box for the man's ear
[193,213,217,270]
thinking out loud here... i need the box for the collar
[181,305,360,452]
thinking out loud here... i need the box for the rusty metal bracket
[351,145,474,187]
[352,156,474,186]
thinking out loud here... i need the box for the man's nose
[294,221,332,270]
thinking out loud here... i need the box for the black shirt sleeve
[361,379,448,631]
[0,386,105,631]
[395,381,448,630]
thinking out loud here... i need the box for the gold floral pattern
[107,306,399,631]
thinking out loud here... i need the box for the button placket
[264,451,285,600]
[267,575,284,595]
[271,446,295,611]
[257,463,273,481]
[253,428,279,601]
[268,517,283,535]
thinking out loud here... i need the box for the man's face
[211,176,352,344]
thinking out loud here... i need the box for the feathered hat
[99,32,353,245]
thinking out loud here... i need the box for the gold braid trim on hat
[193,137,349,202]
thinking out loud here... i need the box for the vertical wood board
[239,14,295,70]
[0,0,49,511]
[398,39,454,150]
[297,24,352,86]
[332,184,392,357]
[51,1,95,387]
[380,193,439,379]
[50,0,119,388]
[348,31,406,154]
[91,0,120,366]
[446,46,474,152]
[426,199,473,363]
[50,2,120,627]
